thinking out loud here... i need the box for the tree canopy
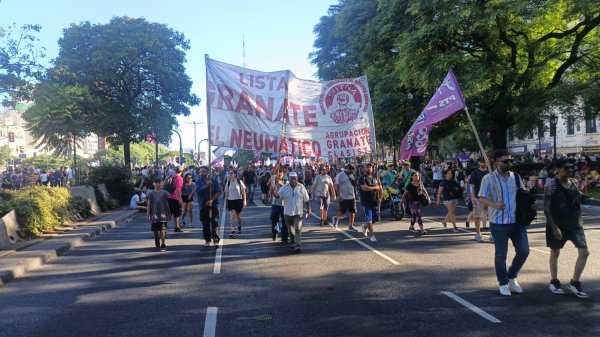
[312,0,600,151]
[0,23,46,107]
[43,16,199,165]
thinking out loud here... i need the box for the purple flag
[399,69,466,160]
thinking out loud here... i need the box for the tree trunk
[123,139,131,167]
[490,124,508,153]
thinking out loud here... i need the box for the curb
[0,210,139,287]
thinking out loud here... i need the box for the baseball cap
[289,172,298,178]
[477,157,486,162]
[401,160,410,166]
[345,164,355,170]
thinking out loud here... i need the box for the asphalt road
[0,189,599,337]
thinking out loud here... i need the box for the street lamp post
[198,138,208,164]
[550,114,558,160]
[172,129,183,166]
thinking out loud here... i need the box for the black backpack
[514,173,536,226]
[162,175,175,194]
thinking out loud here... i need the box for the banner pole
[463,106,502,202]
[205,54,214,219]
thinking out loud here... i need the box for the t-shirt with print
[358,175,378,206]
[335,171,355,200]
[147,189,171,222]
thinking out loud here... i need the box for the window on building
[576,120,581,132]
[567,116,575,135]
[586,117,597,133]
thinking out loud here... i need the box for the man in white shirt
[274,172,311,253]
[333,164,358,232]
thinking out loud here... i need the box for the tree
[312,1,600,150]
[22,83,96,165]
[0,23,46,107]
[52,17,199,165]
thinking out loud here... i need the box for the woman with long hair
[437,169,460,232]
[181,173,196,228]
[402,172,430,237]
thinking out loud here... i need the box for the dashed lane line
[307,211,401,266]
[441,291,502,324]
[213,203,226,275]
[203,307,218,337]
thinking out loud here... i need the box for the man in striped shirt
[478,149,530,296]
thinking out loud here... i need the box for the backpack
[226,179,243,194]
[514,173,537,226]
[162,175,175,194]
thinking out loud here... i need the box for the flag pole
[463,106,502,202]
[205,54,214,219]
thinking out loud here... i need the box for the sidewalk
[0,208,140,286]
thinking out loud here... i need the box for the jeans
[490,223,530,285]
[270,205,288,242]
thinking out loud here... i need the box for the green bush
[106,198,119,210]
[68,196,92,220]
[0,186,71,237]
[86,164,134,205]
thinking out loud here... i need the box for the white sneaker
[363,225,369,237]
[204,241,210,247]
[499,284,511,296]
[488,235,494,243]
[509,278,524,294]
[474,234,484,242]
[453,228,460,233]
[369,235,377,243]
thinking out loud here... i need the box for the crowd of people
[1,166,76,189]
[136,149,590,298]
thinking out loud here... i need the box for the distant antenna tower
[243,35,246,68]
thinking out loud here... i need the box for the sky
[0,0,335,155]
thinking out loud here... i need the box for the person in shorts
[333,164,358,232]
[224,170,247,238]
[544,157,590,298]
[147,178,171,252]
[436,169,460,232]
[312,165,336,226]
[469,158,490,241]
[181,173,196,228]
[358,163,382,242]
[168,166,185,232]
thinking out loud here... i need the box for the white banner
[206,58,376,158]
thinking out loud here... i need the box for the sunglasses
[498,159,514,164]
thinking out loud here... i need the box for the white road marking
[441,291,502,324]
[213,203,226,275]
[307,211,400,266]
[203,307,218,337]
[530,247,550,255]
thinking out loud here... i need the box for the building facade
[507,115,600,156]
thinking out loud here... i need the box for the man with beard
[196,166,221,248]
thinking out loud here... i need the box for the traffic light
[8,132,14,142]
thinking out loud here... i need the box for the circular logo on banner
[320,79,370,125]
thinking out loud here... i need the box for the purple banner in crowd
[399,69,466,160]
